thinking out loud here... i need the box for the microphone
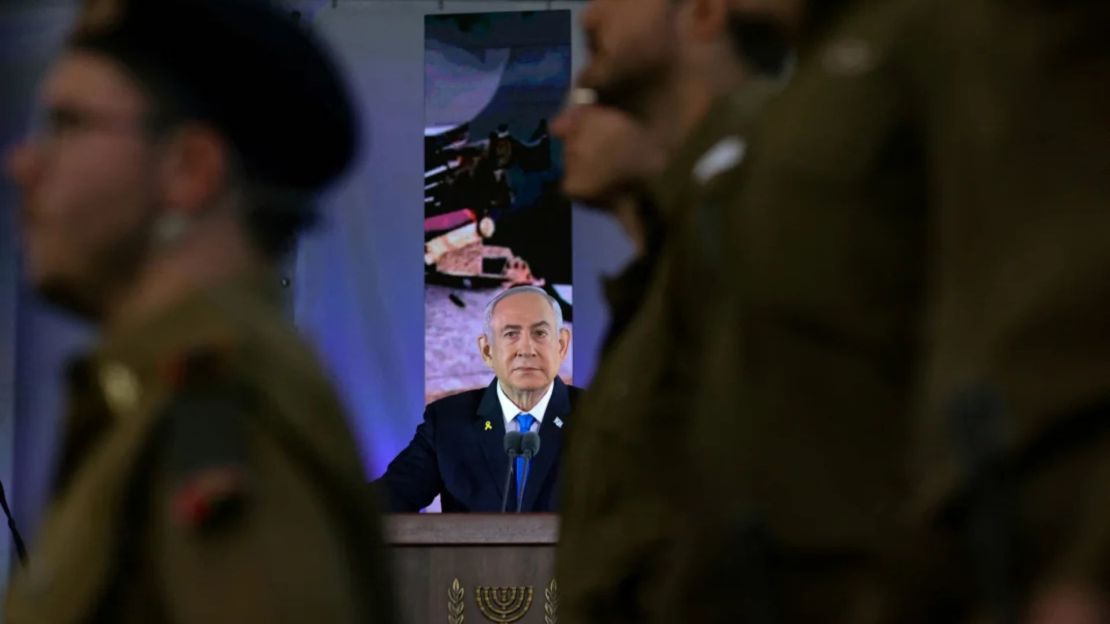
[0,479,26,566]
[500,431,524,513]
[515,432,541,513]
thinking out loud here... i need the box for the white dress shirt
[496,380,554,432]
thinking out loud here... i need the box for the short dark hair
[239,185,318,261]
[727,13,792,77]
[100,59,317,262]
[69,0,359,190]
[67,0,360,261]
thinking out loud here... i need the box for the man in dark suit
[378,286,580,512]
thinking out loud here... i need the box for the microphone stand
[515,432,541,513]
[0,479,27,566]
[501,431,523,513]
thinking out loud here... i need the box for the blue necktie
[515,413,535,508]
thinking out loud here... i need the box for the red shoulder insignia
[159,345,236,390]
[172,466,250,531]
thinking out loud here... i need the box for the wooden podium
[385,514,559,624]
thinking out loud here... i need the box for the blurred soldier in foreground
[553,95,663,256]
[704,0,1110,621]
[552,94,666,345]
[552,0,788,621]
[3,0,395,621]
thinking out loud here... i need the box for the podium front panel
[386,514,559,624]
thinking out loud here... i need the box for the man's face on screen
[479,292,570,396]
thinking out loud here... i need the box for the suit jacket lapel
[521,378,569,512]
[475,379,509,504]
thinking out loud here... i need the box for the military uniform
[909,0,1110,617]
[5,278,396,623]
[556,82,778,624]
[6,0,396,619]
[703,0,1110,620]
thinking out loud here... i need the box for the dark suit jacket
[376,378,579,513]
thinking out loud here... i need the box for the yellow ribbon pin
[484,420,493,431]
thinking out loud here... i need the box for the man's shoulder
[426,385,489,416]
[425,380,581,416]
[100,279,317,385]
[135,283,365,485]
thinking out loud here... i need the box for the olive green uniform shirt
[5,278,396,623]
[707,0,1110,619]
[557,83,777,624]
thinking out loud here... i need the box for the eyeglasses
[24,104,153,151]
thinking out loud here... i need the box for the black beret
[69,0,358,192]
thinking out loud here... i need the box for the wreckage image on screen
[423,11,573,403]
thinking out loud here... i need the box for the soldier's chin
[576,61,605,92]
[562,179,617,212]
[34,276,102,321]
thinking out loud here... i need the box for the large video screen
[423,11,573,404]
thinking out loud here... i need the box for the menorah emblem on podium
[475,586,534,623]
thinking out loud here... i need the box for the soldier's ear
[156,123,231,218]
[684,0,730,41]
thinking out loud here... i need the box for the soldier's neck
[613,195,647,254]
[104,213,266,332]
